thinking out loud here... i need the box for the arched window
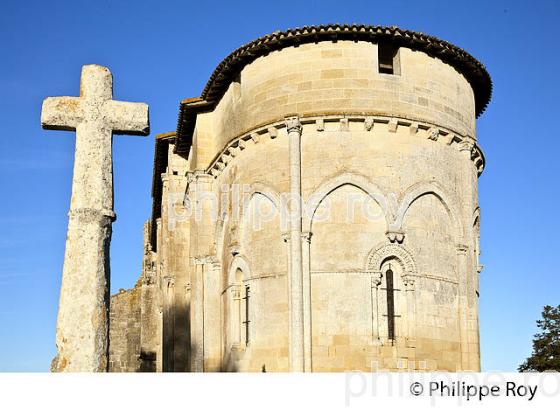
[379,261,403,343]
[227,263,251,349]
[228,268,243,348]
[366,243,417,346]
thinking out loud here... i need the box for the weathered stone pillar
[282,232,292,357]
[301,231,312,372]
[41,64,149,372]
[285,116,304,372]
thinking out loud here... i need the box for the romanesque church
[107,24,491,372]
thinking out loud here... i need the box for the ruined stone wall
[108,221,163,372]
[109,282,142,372]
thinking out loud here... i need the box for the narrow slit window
[386,268,395,340]
[378,42,400,75]
[242,285,250,345]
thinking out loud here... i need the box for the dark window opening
[242,285,250,345]
[386,268,395,340]
[378,42,400,75]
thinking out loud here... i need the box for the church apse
[109,24,491,372]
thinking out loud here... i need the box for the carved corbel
[428,127,439,141]
[386,230,405,244]
[364,117,374,131]
[402,275,415,291]
[388,118,398,133]
[250,132,261,144]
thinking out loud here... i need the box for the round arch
[365,242,417,275]
[304,172,391,233]
[391,181,464,240]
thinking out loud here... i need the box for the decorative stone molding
[206,114,486,179]
[68,207,116,225]
[365,242,417,275]
[227,254,251,290]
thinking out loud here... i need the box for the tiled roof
[175,24,492,154]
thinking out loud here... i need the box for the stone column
[370,272,382,343]
[191,258,205,372]
[458,139,477,370]
[203,259,222,371]
[403,276,416,347]
[162,276,175,372]
[456,244,470,371]
[285,116,304,372]
[282,232,292,360]
[301,231,312,372]
[230,285,242,346]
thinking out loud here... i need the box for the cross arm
[41,97,84,131]
[105,100,150,135]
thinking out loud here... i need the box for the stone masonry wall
[109,281,142,372]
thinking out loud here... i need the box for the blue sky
[0,0,558,371]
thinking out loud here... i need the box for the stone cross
[41,65,149,372]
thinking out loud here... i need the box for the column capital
[403,275,416,290]
[456,244,469,254]
[163,276,175,288]
[370,271,382,287]
[386,230,405,244]
[193,255,219,265]
[459,139,475,154]
[284,115,302,133]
